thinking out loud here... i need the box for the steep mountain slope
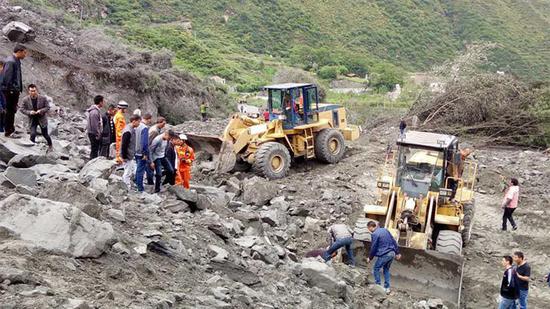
[64,0,550,82]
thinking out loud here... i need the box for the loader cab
[264,83,319,129]
[396,131,458,198]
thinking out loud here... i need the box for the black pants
[502,208,516,230]
[3,91,19,136]
[100,143,111,158]
[0,110,5,132]
[154,157,175,192]
[88,134,101,159]
[201,112,207,121]
[30,122,53,146]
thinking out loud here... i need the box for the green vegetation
[16,0,549,85]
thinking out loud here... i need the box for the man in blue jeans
[133,115,149,192]
[322,223,355,267]
[149,130,175,193]
[513,251,530,309]
[367,221,401,294]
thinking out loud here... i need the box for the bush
[317,65,348,80]
[370,63,405,91]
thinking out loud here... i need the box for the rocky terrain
[0,99,549,309]
[0,1,232,123]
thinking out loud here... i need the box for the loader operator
[399,194,420,229]
[175,134,195,189]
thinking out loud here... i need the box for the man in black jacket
[0,44,27,137]
[100,104,116,158]
[499,255,519,309]
[20,84,52,150]
[86,95,104,159]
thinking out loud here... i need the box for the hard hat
[133,109,142,116]
[117,101,129,109]
[179,134,187,140]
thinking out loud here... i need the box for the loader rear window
[269,89,283,113]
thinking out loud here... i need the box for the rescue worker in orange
[175,134,195,189]
[114,101,128,163]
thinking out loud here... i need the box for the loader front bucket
[353,243,464,308]
[185,134,236,173]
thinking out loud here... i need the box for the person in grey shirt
[322,224,355,266]
[149,130,175,193]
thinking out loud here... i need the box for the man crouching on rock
[367,221,401,294]
[322,223,355,267]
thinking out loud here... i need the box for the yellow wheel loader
[353,131,477,308]
[187,83,361,179]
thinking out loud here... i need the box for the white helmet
[179,134,188,140]
[117,101,129,109]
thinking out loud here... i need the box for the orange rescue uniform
[113,110,126,163]
[175,144,195,189]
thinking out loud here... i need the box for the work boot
[385,288,391,295]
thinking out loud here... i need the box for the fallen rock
[234,236,258,248]
[15,184,38,196]
[79,157,116,183]
[169,186,198,203]
[0,137,42,162]
[0,194,115,258]
[260,209,280,227]
[427,298,445,308]
[241,176,278,206]
[208,245,229,262]
[8,153,56,168]
[62,298,91,309]
[2,21,36,43]
[251,244,280,264]
[303,217,321,232]
[300,259,349,300]
[39,181,102,219]
[106,208,125,222]
[0,267,40,285]
[210,261,260,286]
[4,166,38,187]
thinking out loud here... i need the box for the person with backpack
[499,255,519,309]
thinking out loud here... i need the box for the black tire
[253,142,291,179]
[314,129,346,163]
[435,230,462,255]
[461,200,475,246]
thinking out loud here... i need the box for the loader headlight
[377,181,391,189]
[439,188,453,198]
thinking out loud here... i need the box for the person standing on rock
[150,130,175,193]
[175,134,195,189]
[100,104,116,158]
[1,44,27,137]
[120,114,140,190]
[499,255,519,309]
[133,114,150,192]
[367,221,401,294]
[86,95,104,159]
[165,132,179,186]
[200,102,208,122]
[114,101,128,164]
[399,117,407,138]
[502,178,520,231]
[148,116,166,146]
[513,251,530,309]
[20,84,53,151]
[322,224,356,267]
[0,60,5,133]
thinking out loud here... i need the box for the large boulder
[241,176,278,206]
[8,153,56,168]
[2,21,36,43]
[0,137,42,163]
[4,166,38,187]
[0,194,115,258]
[78,158,116,184]
[38,181,102,219]
[300,259,350,300]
